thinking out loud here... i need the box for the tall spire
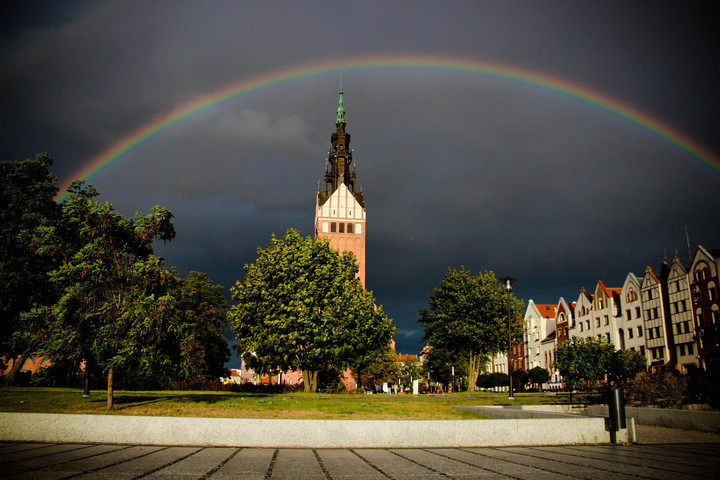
[336,77,346,124]
[319,86,364,207]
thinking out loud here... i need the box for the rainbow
[58,53,720,196]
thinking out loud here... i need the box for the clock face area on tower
[314,91,367,287]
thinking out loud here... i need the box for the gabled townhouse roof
[696,245,720,261]
[556,298,576,315]
[597,280,622,299]
[644,266,660,284]
[578,287,594,302]
[536,304,557,318]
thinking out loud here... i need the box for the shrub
[625,372,687,408]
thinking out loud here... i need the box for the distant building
[574,287,594,338]
[524,301,557,371]
[552,297,575,386]
[592,281,622,345]
[689,246,720,370]
[479,246,718,388]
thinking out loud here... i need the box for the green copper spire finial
[336,76,346,124]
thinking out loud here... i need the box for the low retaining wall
[455,404,589,418]
[0,412,619,447]
[587,405,720,433]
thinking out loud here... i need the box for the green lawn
[0,387,570,419]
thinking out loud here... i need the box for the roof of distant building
[396,354,418,361]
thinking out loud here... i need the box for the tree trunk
[301,370,318,392]
[83,358,91,396]
[106,368,114,409]
[3,350,31,385]
[302,370,310,392]
[467,352,481,392]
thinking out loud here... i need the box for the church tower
[314,89,367,287]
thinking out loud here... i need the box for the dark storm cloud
[2,1,719,356]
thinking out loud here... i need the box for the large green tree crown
[1,154,60,370]
[418,267,524,354]
[418,267,524,390]
[3,160,231,401]
[229,229,394,391]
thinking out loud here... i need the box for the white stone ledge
[0,412,618,447]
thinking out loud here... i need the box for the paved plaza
[1,431,718,480]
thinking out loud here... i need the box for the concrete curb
[0,412,618,447]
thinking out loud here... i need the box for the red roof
[396,354,418,361]
[536,304,557,318]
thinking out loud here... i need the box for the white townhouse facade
[574,287,594,339]
[591,281,622,345]
[524,301,557,370]
[641,265,668,369]
[619,273,646,353]
[666,255,698,373]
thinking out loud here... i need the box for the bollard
[608,388,626,431]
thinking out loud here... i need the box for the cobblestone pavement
[1,440,719,479]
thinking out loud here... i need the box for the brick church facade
[314,89,367,287]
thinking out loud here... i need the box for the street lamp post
[501,276,516,400]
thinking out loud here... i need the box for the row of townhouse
[488,245,720,387]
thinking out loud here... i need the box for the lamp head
[501,276,516,293]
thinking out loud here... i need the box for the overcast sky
[3,1,719,360]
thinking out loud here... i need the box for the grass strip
[0,387,572,419]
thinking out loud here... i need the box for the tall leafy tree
[170,271,231,380]
[38,181,176,408]
[0,154,60,383]
[229,229,395,392]
[418,267,524,391]
[554,337,614,389]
